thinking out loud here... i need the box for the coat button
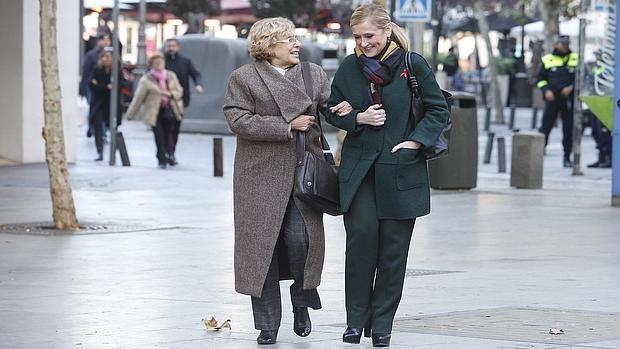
[306,181,313,187]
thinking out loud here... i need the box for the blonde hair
[350,4,409,51]
[148,51,165,67]
[248,17,296,61]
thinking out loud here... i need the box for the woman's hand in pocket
[391,141,421,153]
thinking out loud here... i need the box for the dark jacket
[537,49,578,94]
[443,53,459,76]
[325,52,450,219]
[88,65,127,127]
[165,52,203,107]
[80,47,101,98]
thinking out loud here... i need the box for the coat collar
[253,60,312,122]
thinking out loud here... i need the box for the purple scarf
[355,41,405,108]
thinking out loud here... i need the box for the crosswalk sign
[394,0,432,22]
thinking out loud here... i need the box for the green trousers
[343,168,415,335]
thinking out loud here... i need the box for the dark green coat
[325,52,450,219]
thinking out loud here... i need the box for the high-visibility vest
[537,52,578,89]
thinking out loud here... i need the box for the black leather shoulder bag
[293,62,342,216]
[404,52,453,160]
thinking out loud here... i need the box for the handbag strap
[404,52,424,128]
[296,62,332,162]
[404,52,420,98]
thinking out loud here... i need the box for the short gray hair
[248,17,295,61]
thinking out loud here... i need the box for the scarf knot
[355,41,405,108]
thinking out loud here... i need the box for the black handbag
[159,104,175,121]
[404,52,453,160]
[293,62,342,216]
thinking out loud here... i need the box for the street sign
[592,0,608,12]
[394,0,432,22]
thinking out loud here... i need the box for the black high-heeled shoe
[342,326,371,344]
[257,329,278,345]
[293,306,311,337]
[371,333,391,347]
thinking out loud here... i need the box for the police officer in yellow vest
[537,35,578,167]
[587,52,612,168]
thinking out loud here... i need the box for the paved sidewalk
[1,111,619,349]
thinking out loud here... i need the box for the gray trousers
[251,197,322,330]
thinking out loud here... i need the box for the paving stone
[0,116,618,349]
[393,307,620,345]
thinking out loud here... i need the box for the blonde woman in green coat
[324,4,450,347]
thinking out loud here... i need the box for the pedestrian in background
[125,52,183,169]
[80,33,111,103]
[223,17,330,345]
[443,46,463,90]
[164,38,204,166]
[585,51,612,169]
[536,35,578,167]
[80,32,111,138]
[88,47,126,161]
[325,4,450,347]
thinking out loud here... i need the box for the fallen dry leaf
[549,328,564,335]
[202,316,232,331]
[205,316,218,328]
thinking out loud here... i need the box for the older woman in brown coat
[223,17,332,345]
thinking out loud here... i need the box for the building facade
[0,0,79,164]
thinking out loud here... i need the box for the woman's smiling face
[351,20,391,58]
[270,32,301,68]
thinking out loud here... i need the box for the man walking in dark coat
[80,33,112,103]
[164,38,204,165]
[80,33,111,138]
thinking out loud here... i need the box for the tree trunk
[538,0,560,52]
[475,0,505,123]
[39,0,80,230]
[431,0,444,72]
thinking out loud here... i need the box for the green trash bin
[428,92,478,190]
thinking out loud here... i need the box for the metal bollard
[483,132,495,164]
[509,105,516,130]
[214,137,223,177]
[116,132,131,166]
[484,107,491,131]
[531,107,538,129]
[497,137,506,173]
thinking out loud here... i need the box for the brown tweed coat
[223,60,331,298]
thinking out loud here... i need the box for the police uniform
[536,46,578,164]
[587,65,613,168]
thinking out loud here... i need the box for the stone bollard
[214,137,223,177]
[510,132,545,189]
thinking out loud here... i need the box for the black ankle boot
[599,157,612,168]
[293,306,311,337]
[257,329,278,345]
[372,333,391,347]
[342,326,370,343]
[167,154,178,166]
[343,327,363,344]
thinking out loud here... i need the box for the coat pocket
[396,148,427,190]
